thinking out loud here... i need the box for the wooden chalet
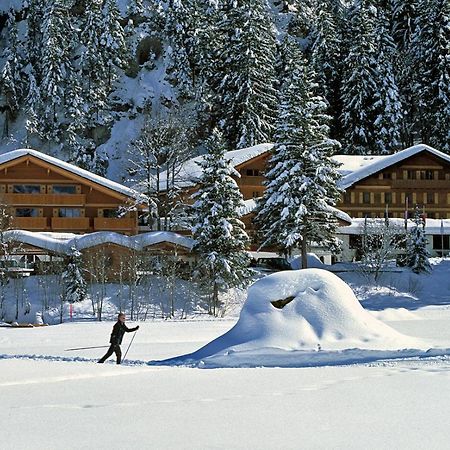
[336,144,450,220]
[0,149,142,234]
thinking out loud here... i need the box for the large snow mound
[161,269,427,366]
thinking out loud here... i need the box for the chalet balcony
[51,217,90,230]
[390,179,450,188]
[4,193,86,206]
[12,217,48,230]
[235,176,265,186]
[94,218,136,232]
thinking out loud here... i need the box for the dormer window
[13,184,41,194]
[52,185,77,194]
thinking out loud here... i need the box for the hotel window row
[344,192,449,205]
[1,184,81,194]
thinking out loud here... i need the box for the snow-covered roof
[160,143,274,190]
[332,154,388,176]
[3,230,195,254]
[338,144,450,189]
[338,218,450,235]
[0,149,141,200]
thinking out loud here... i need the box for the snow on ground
[2,263,450,449]
[1,311,450,450]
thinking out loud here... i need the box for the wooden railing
[94,218,136,231]
[235,176,265,186]
[4,193,85,206]
[51,217,90,230]
[12,217,48,230]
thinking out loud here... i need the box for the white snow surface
[2,310,450,450]
[161,269,428,367]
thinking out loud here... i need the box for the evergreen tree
[340,0,377,154]
[256,38,341,269]
[0,11,24,136]
[80,0,109,124]
[101,0,128,90]
[39,0,75,142]
[412,0,450,152]
[24,70,43,143]
[391,0,419,147]
[407,206,431,273]
[310,0,343,140]
[371,8,403,154]
[191,129,251,315]
[215,0,278,149]
[62,246,87,303]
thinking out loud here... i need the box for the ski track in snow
[2,349,450,372]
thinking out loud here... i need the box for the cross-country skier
[98,313,139,364]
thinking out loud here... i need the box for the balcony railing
[235,176,265,186]
[51,217,90,230]
[12,217,48,230]
[4,193,86,206]
[94,218,136,231]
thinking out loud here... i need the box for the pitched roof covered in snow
[2,230,195,254]
[160,143,274,190]
[0,149,141,200]
[338,144,450,189]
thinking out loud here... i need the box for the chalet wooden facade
[0,149,141,234]
[336,144,450,220]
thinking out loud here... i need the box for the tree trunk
[301,238,308,269]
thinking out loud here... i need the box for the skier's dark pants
[98,344,122,364]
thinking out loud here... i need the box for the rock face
[179,269,423,361]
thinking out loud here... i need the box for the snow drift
[160,269,426,366]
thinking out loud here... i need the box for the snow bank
[290,253,324,269]
[160,269,427,367]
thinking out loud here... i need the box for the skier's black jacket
[110,321,138,345]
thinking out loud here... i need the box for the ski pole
[122,330,138,363]
[65,345,110,351]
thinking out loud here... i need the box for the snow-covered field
[2,265,450,449]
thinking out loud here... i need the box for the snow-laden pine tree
[407,206,431,274]
[0,11,25,136]
[24,70,43,144]
[340,0,377,154]
[310,0,343,140]
[101,0,128,90]
[80,0,109,124]
[39,0,74,143]
[256,37,342,269]
[371,9,403,154]
[62,246,87,303]
[165,0,197,97]
[412,0,450,152]
[391,0,419,147]
[191,129,251,315]
[215,0,278,149]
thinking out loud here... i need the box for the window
[382,172,391,179]
[252,191,261,198]
[58,208,81,218]
[363,192,371,204]
[407,170,416,180]
[385,192,392,204]
[419,170,434,180]
[13,185,41,194]
[349,235,362,249]
[246,169,260,176]
[16,208,39,217]
[427,192,434,204]
[433,235,449,250]
[52,185,77,195]
[103,208,119,218]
